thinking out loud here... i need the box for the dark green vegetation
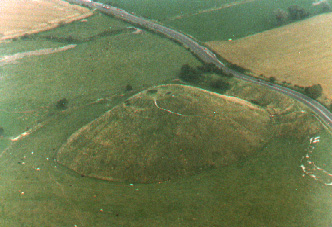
[304,84,323,99]
[228,63,250,74]
[288,5,309,20]
[125,83,133,91]
[257,74,324,101]
[275,4,315,25]
[268,76,277,83]
[55,98,69,110]
[178,63,232,92]
[209,77,231,90]
[179,64,202,82]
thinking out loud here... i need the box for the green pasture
[0,2,331,226]
[1,97,331,225]
[100,0,317,41]
[1,70,332,225]
[0,12,202,140]
[100,0,234,19]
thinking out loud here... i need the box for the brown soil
[206,13,332,98]
[0,0,93,42]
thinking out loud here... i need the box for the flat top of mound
[206,13,332,98]
[0,0,93,42]
[56,84,273,183]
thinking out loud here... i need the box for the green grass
[3,33,201,105]
[100,0,236,19]
[1,1,331,226]
[35,12,131,40]
[0,13,132,55]
[169,0,317,41]
[0,12,202,140]
[168,0,277,41]
[1,104,331,226]
[100,0,316,41]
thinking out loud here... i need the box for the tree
[209,78,230,90]
[197,63,218,73]
[229,63,248,73]
[179,64,201,82]
[268,76,276,83]
[304,84,323,99]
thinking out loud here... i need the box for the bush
[179,64,201,82]
[197,63,218,73]
[56,98,69,110]
[228,63,248,74]
[268,76,276,83]
[304,84,323,99]
[288,5,309,20]
[209,78,230,90]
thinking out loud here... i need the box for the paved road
[67,0,332,130]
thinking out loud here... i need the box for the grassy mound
[56,84,273,183]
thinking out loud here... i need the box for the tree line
[179,63,324,102]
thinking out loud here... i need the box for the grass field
[100,0,316,41]
[0,12,202,141]
[0,71,331,225]
[0,94,331,225]
[1,1,332,225]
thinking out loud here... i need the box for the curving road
[67,0,332,130]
